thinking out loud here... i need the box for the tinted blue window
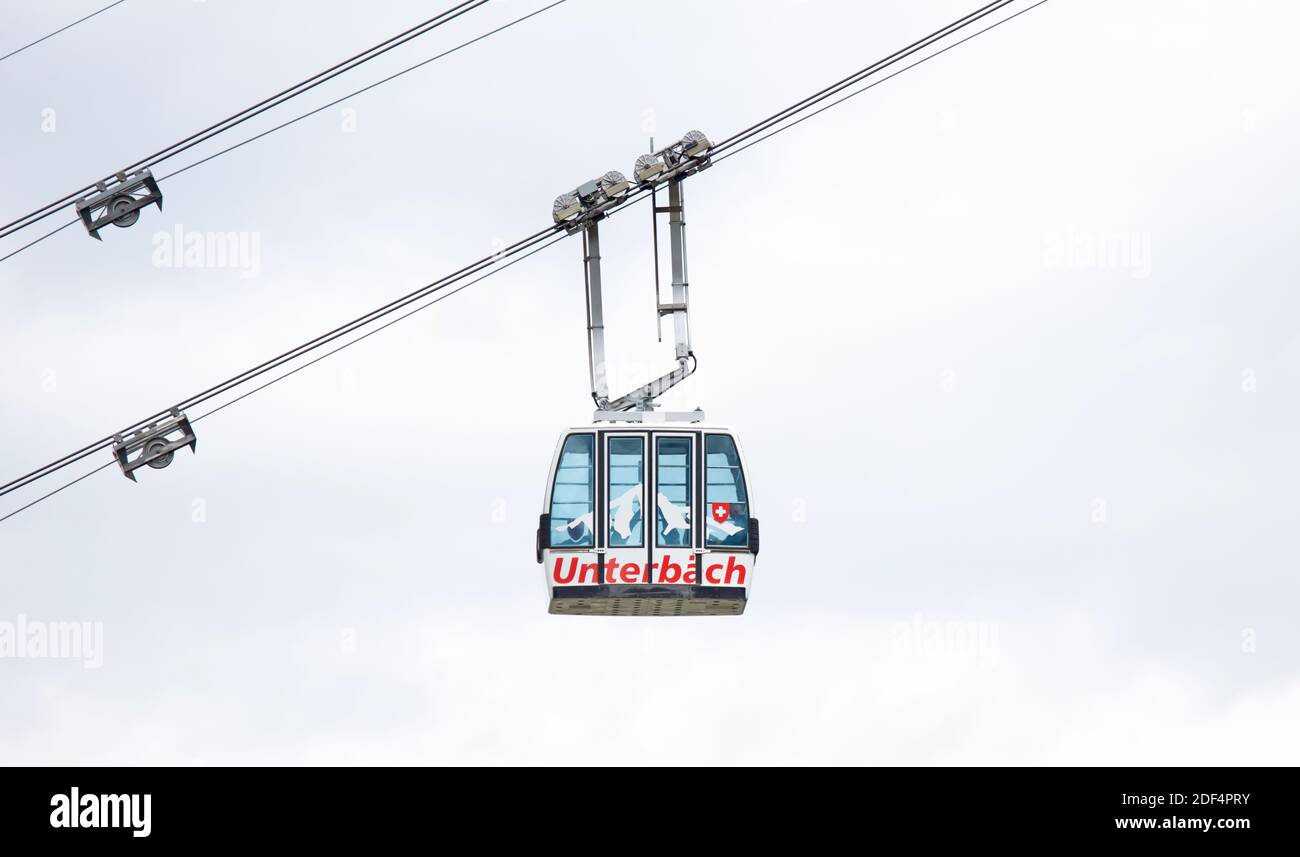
[705,434,749,547]
[656,436,692,547]
[550,434,594,548]
[608,436,644,547]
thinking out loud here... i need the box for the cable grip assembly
[74,170,163,240]
[112,408,196,481]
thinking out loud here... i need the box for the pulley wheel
[109,195,140,228]
[144,438,174,469]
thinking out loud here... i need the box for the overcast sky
[1,0,1298,765]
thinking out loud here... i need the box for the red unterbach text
[552,553,747,586]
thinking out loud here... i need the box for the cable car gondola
[535,132,759,616]
[538,423,758,616]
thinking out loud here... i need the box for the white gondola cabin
[537,424,759,616]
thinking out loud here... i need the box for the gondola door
[601,431,649,586]
[650,431,698,589]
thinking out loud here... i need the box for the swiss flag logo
[711,502,730,524]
